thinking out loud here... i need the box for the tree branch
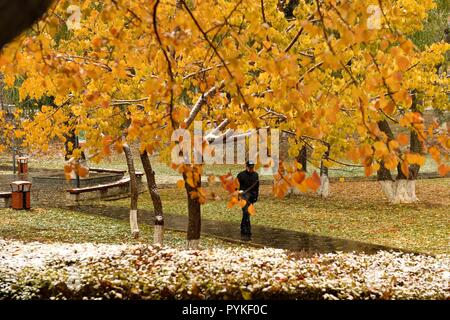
[152,0,175,129]
[180,0,252,119]
[260,0,267,24]
[0,0,53,50]
[184,81,225,128]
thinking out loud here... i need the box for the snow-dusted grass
[0,207,240,249]
[0,239,448,300]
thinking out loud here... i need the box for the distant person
[237,160,259,240]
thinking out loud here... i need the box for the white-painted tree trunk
[317,174,330,198]
[406,180,419,202]
[288,186,302,195]
[130,209,139,239]
[379,180,395,202]
[392,179,413,204]
[186,239,200,250]
[154,225,164,245]
[381,179,419,204]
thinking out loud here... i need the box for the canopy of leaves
[0,0,448,197]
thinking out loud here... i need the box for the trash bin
[17,157,29,174]
[10,181,32,210]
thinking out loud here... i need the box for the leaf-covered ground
[0,207,241,249]
[102,178,450,255]
[0,240,448,300]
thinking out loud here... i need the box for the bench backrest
[0,192,12,198]
[68,177,130,194]
[67,171,144,194]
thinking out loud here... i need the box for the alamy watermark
[66,5,82,30]
[171,121,280,175]
[64,4,382,32]
[367,5,382,30]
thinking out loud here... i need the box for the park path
[71,205,409,255]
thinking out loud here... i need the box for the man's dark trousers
[241,195,252,236]
[237,169,259,238]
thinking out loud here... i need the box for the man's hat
[246,160,255,166]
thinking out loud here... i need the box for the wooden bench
[0,192,12,208]
[89,168,127,174]
[67,172,144,202]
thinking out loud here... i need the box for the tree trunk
[0,0,54,50]
[393,98,422,204]
[184,169,201,250]
[317,143,330,198]
[377,120,396,202]
[123,143,139,239]
[289,145,308,195]
[378,161,395,202]
[140,150,164,245]
[407,99,423,203]
[64,129,77,161]
[297,145,308,172]
[393,163,410,204]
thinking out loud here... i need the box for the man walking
[237,160,259,240]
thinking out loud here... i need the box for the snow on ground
[0,239,132,272]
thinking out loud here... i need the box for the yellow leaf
[405,153,425,166]
[383,101,395,115]
[241,290,252,300]
[373,141,389,157]
[429,146,440,162]
[115,141,124,154]
[400,40,414,54]
[186,177,195,187]
[227,197,238,208]
[364,165,373,177]
[64,164,73,173]
[305,172,321,191]
[262,40,271,50]
[372,162,380,171]
[92,37,102,48]
[292,171,306,184]
[383,154,398,170]
[401,160,409,177]
[176,180,185,189]
[359,144,373,158]
[78,166,89,178]
[396,56,410,71]
[297,181,308,193]
[388,140,399,151]
[323,52,340,70]
[397,134,409,145]
[438,164,449,177]
[248,204,256,215]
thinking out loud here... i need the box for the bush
[0,240,448,300]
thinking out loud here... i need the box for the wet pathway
[71,205,410,254]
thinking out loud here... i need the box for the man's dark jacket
[237,170,259,204]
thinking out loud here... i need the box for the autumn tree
[0,0,448,247]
